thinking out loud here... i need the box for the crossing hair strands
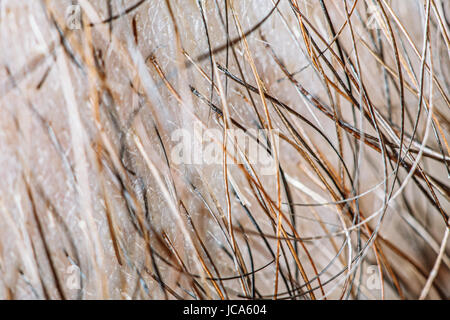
[0,0,449,300]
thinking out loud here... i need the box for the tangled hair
[0,0,449,300]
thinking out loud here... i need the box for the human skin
[0,0,449,300]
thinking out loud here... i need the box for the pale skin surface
[0,0,449,299]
